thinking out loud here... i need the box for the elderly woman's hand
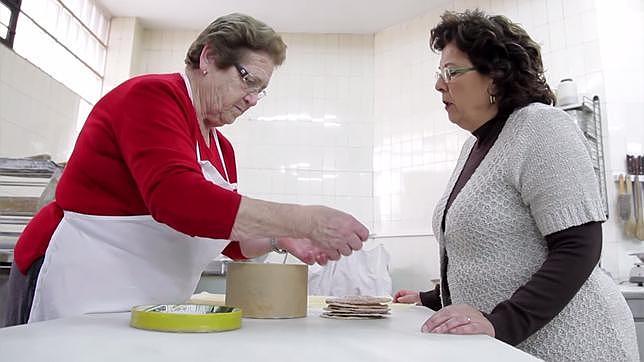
[303,205,369,256]
[420,304,495,337]
[278,237,339,266]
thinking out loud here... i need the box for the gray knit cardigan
[432,103,638,361]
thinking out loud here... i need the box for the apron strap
[182,71,230,183]
[212,131,230,182]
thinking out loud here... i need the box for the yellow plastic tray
[130,304,241,333]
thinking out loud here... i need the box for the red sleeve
[13,203,63,274]
[222,242,245,260]
[105,78,241,240]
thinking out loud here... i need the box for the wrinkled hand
[278,237,339,266]
[420,304,495,337]
[393,290,421,304]
[304,205,369,256]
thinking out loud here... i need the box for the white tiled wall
[372,6,461,289]
[102,17,144,94]
[232,33,374,229]
[134,29,197,75]
[374,6,465,238]
[0,43,80,162]
[131,30,375,229]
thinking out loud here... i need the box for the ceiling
[95,0,439,33]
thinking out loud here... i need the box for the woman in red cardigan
[5,13,368,326]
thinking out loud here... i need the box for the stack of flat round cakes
[321,296,391,319]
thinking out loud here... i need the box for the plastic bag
[308,243,392,297]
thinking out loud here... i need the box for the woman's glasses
[234,63,268,99]
[435,66,476,83]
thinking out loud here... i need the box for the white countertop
[0,304,540,362]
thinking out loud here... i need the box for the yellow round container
[130,304,241,332]
[226,262,308,319]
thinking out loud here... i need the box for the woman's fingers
[447,322,480,335]
[315,252,328,266]
[337,245,352,256]
[421,310,453,333]
[421,304,495,337]
[393,291,404,302]
[301,252,315,265]
[350,233,365,252]
[427,315,471,333]
[307,206,369,251]
[398,294,420,304]
[325,248,341,261]
[393,290,420,303]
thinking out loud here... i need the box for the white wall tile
[532,24,550,50]
[582,42,602,74]
[548,20,567,51]
[562,0,584,18]
[580,10,599,43]
[564,14,584,47]
[531,0,549,26]
[546,0,564,21]
[0,44,80,161]
[102,17,142,94]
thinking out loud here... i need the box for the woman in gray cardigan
[394,9,638,361]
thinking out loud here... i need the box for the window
[0,0,20,47]
[11,0,110,103]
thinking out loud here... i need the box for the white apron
[29,73,236,322]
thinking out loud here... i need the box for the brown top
[421,113,602,346]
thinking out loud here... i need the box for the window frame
[0,0,21,48]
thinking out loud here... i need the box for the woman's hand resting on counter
[421,304,495,337]
[393,290,421,304]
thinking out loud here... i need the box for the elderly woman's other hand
[303,205,369,256]
[421,304,495,337]
[393,290,421,304]
[231,198,369,261]
[278,237,338,266]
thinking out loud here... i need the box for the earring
[202,68,208,75]
[489,94,496,104]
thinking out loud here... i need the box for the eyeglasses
[435,66,476,83]
[234,63,268,100]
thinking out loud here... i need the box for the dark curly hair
[430,9,556,116]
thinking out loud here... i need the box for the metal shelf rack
[561,95,609,218]
[0,157,64,257]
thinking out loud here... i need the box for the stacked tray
[321,296,391,320]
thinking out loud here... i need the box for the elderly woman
[393,9,637,361]
[5,13,368,326]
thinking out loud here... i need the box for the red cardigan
[14,73,244,273]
